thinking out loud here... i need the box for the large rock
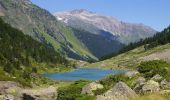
[160,79,170,88]
[0,81,21,94]
[21,86,57,100]
[151,74,162,81]
[125,71,139,78]
[133,77,146,93]
[81,82,103,95]
[97,82,137,100]
[0,94,14,100]
[142,80,160,93]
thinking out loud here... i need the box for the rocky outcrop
[21,86,57,100]
[81,82,103,95]
[0,81,22,94]
[125,71,139,78]
[97,82,137,100]
[0,94,14,100]
[151,74,162,81]
[160,79,170,88]
[142,80,160,93]
[133,77,146,93]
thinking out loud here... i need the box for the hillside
[0,0,96,61]
[101,25,170,60]
[72,28,124,58]
[88,43,170,69]
[87,25,170,68]
[0,18,70,85]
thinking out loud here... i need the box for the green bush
[138,60,170,80]
[57,80,91,100]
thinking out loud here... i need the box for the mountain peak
[54,10,156,44]
[70,9,88,14]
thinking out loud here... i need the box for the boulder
[160,79,170,88]
[151,74,162,81]
[133,77,146,93]
[125,71,139,78]
[21,86,57,100]
[0,94,14,100]
[142,80,160,93]
[81,82,103,95]
[97,82,137,100]
[0,81,21,94]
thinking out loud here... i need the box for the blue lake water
[44,68,126,81]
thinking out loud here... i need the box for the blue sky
[31,0,170,31]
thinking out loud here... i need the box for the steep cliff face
[0,0,96,60]
[55,9,157,44]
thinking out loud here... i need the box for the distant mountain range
[54,9,156,44]
[0,0,157,61]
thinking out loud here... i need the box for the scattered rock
[21,86,57,100]
[81,82,103,95]
[133,77,146,93]
[151,74,162,81]
[160,79,170,88]
[140,49,170,61]
[132,77,146,86]
[125,71,139,78]
[97,82,137,100]
[142,80,160,93]
[160,90,170,94]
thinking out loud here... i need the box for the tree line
[0,18,68,74]
[100,25,170,60]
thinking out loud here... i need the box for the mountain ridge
[0,0,97,61]
[54,9,157,44]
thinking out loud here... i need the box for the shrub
[138,60,170,80]
[57,80,91,100]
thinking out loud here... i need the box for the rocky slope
[54,9,157,44]
[0,0,96,60]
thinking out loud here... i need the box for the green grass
[57,23,97,60]
[57,80,95,100]
[133,93,170,100]
[138,60,170,81]
[87,43,170,69]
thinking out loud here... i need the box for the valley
[0,0,170,100]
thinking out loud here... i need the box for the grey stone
[97,82,137,100]
[142,80,160,93]
[0,94,14,100]
[125,71,139,78]
[133,77,146,93]
[0,81,21,94]
[5,94,14,100]
[81,82,103,95]
[151,74,162,81]
[160,79,170,88]
[21,86,57,100]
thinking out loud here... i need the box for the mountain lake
[43,68,127,81]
